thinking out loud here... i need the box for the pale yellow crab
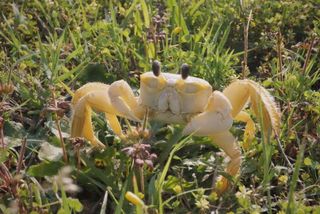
[71,61,280,193]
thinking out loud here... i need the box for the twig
[299,184,320,194]
[0,116,4,149]
[51,87,68,163]
[0,163,16,197]
[275,133,293,171]
[55,117,68,163]
[16,137,27,174]
[39,200,61,208]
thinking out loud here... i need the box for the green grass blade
[287,132,306,214]
[139,0,150,28]
[115,171,133,214]
[157,134,192,214]
[189,0,205,16]
[57,58,90,83]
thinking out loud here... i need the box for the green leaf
[194,17,211,42]
[57,208,68,214]
[125,0,139,17]
[27,161,63,177]
[304,157,312,166]
[65,46,83,63]
[157,132,191,213]
[38,141,63,161]
[67,198,83,212]
[115,171,132,214]
[45,121,70,139]
[139,0,150,28]
[189,0,205,16]
[57,58,90,83]
[4,121,26,138]
[0,149,9,163]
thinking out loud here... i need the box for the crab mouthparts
[158,87,180,114]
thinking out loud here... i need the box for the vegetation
[0,0,319,213]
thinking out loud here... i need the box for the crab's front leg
[182,91,241,193]
[71,81,144,148]
[209,132,240,194]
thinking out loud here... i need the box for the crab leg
[209,132,241,194]
[182,91,239,193]
[223,79,280,136]
[105,113,123,137]
[71,81,144,148]
[234,111,256,149]
[182,91,233,136]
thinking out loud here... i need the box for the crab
[71,61,280,193]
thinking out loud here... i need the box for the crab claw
[71,81,144,148]
[182,91,233,136]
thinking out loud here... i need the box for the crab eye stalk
[181,63,189,79]
[152,60,161,77]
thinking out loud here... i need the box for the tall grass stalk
[157,134,191,214]
[258,96,273,214]
[302,37,316,75]
[286,125,308,214]
[242,9,252,79]
[100,189,108,214]
[276,31,283,81]
[133,173,144,214]
[50,87,68,163]
[115,172,132,214]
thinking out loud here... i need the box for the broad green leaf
[38,142,63,161]
[57,208,68,214]
[0,149,9,163]
[27,161,63,177]
[45,121,70,139]
[4,121,26,138]
[66,198,83,212]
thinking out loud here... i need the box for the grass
[0,0,320,213]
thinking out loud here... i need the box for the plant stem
[16,137,27,174]
[302,36,315,75]
[51,87,68,163]
[242,9,252,79]
[100,189,109,214]
[139,166,145,193]
[287,125,308,214]
[124,118,133,133]
[142,108,149,131]
[277,31,283,81]
[76,148,81,171]
[0,117,4,149]
[275,134,293,170]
